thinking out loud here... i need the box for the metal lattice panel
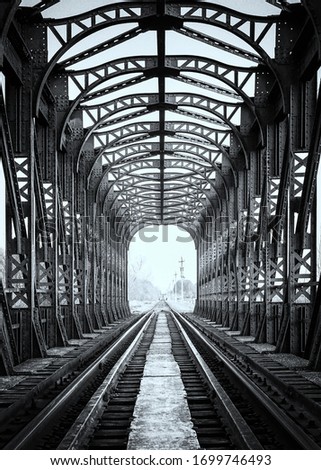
[1,0,321,370]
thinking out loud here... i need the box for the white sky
[128,225,196,292]
[20,1,283,18]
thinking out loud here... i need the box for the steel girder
[1,1,321,372]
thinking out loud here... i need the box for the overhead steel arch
[91,121,231,149]
[102,174,219,218]
[58,54,259,143]
[19,1,287,250]
[29,2,284,114]
[87,142,234,189]
[2,0,321,372]
[75,92,251,171]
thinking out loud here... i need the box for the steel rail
[4,310,154,450]
[171,307,321,450]
[170,312,263,450]
[57,312,155,449]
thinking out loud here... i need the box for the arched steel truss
[1,0,321,373]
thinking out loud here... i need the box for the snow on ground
[168,300,195,313]
[129,300,157,314]
[129,299,195,314]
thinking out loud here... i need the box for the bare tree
[128,254,159,301]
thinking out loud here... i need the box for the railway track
[2,302,321,450]
[84,308,256,451]
[1,310,155,450]
[169,307,321,450]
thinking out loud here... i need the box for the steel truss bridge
[1,0,321,373]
